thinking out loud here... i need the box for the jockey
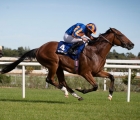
[63,23,97,55]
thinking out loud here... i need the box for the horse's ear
[110,28,116,33]
[108,28,112,33]
[109,27,113,31]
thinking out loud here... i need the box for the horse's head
[110,28,134,50]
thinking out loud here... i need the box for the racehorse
[0,28,134,101]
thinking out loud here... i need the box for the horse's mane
[88,28,111,45]
[100,29,111,36]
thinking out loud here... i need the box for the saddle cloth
[56,41,85,60]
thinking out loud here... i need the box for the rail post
[127,68,131,102]
[104,67,107,91]
[22,65,25,98]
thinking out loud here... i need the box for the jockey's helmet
[86,23,97,34]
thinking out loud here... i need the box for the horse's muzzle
[127,43,134,50]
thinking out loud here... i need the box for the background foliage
[1,46,140,59]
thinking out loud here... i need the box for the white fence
[105,60,140,102]
[0,60,140,102]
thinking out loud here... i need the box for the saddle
[56,41,85,60]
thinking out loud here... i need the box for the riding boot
[68,41,84,55]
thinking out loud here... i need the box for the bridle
[99,34,114,46]
[99,28,126,47]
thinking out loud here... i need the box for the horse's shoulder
[85,45,97,52]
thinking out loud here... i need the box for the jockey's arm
[73,27,91,42]
[86,34,95,41]
[73,27,83,37]
[81,34,96,43]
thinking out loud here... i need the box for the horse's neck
[94,34,113,59]
[98,43,112,59]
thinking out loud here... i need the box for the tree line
[1,46,140,59]
[107,49,140,59]
[2,46,30,57]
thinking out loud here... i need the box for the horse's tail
[0,48,37,74]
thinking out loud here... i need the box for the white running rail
[0,60,140,102]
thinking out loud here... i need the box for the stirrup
[68,49,74,55]
[71,50,77,55]
[68,49,73,54]
[68,50,77,55]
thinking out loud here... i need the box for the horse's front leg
[96,70,115,100]
[76,71,98,93]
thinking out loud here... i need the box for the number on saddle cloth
[56,41,85,60]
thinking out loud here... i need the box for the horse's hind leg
[46,66,62,89]
[56,67,83,101]
[95,70,115,100]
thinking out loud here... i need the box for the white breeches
[63,33,83,43]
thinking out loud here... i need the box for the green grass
[0,88,140,120]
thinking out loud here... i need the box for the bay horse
[0,28,134,101]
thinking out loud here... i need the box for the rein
[99,34,114,46]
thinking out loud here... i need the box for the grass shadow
[0,98,65,104]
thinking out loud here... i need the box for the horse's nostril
[132,44,134,47]
[131,43,134,46]
[131,43,134,48]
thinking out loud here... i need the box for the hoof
[65,95,69,98]
[75,89,86,94]
[108,96,112,101]
[78,97,84,101]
